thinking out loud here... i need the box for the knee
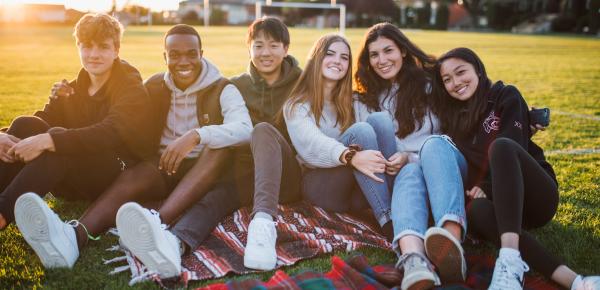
[488,137,518,160]
[47,127,67,134]
[7,116,49,138]
[251,122,278,145]
[366,112,393,130]
[420,135,450,158]
[346,122,376,145]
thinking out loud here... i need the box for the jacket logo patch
[483,110,500,133]
[203,114,210,124]
[514,121,522,129]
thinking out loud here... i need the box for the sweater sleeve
[34,97,66,128]
[284,102,347,168]
[353,96,370,123]
[48,83,146,155]
[196,84,252,148]
[497,86,531,149]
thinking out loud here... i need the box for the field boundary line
[554,111,600,121]
[546,147,600,156]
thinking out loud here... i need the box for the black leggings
[467,137,561,278]
[0,116,125,224]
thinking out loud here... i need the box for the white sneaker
[243,217,277,270]
[116,202,181,278]
[14,192,79,268]
[424,227,467,283]
[396,252,440,290]
[488,254,529,290]
[576,276,600,290]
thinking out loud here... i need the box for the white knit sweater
[284,99,347,168]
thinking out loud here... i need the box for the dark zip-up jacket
[34,59,157,161]
[455,81,557,195]
[230,55,302,132]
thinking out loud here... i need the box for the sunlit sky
[0,0,183,12]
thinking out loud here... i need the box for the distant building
[1,4,67,23]
[178,0,255,25]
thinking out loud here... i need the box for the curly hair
[73,13,123,49]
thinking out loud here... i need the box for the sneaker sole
[116,203,180,278]
[15,193,75,268]
[243,254,277,271]
[425,229,465,283]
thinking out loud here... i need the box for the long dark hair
[433,47,492,139]
[354,22,436,138]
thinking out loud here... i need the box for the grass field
[0,25,599,289]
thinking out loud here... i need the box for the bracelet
[344,144,363,167]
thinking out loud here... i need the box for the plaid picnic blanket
[197,253,559,290]
[109,202,391,286]
[108,202,558,290]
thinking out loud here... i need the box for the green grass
[0,25,599,289]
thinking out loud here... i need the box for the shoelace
[396,253,434,272]
[148,209,182,253]
[396,252,441,285]
[149,209,169,231]
[67,220,100,241]
[251,221,275,246]
[490,256,530,288]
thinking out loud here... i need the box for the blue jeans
[303,112,396,226]
[391,135,468,253]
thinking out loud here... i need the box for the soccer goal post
[255,1,346,35]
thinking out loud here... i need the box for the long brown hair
[354,23,436,138]
[433,47,492,139]
[285,34,354,132]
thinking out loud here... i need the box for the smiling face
[78,38,119,78]
[321,41,350,83]
[164,34,203,90]
[440,57,479,101]
[250,31,288,81]
[367,36,405,81]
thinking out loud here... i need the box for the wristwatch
[344,144,363,167]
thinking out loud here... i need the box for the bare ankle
[0,214,7,230]
[442,221,462,240]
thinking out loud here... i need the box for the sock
[499,247,521,259]
[254,211,274,221]
[571,275,583,290]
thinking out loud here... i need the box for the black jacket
[34,59,157,161]
[455,81,557,195]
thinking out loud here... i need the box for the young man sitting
[110,18,301,277]
[114,25,252,278]
[0,13,156,269]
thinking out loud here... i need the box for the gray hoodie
[159,58,252,158]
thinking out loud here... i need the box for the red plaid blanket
[197,253,559,290]
[111,202,558,290]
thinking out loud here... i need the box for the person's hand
[529,106,547,136]
[50,79,74,100]
[385,152,409,176]
[349,149,386,182]
[530,124,546,136]
[159,130,200,175]
[8,133,55,163]
[466,186,487,199]
[0,133,21,163]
